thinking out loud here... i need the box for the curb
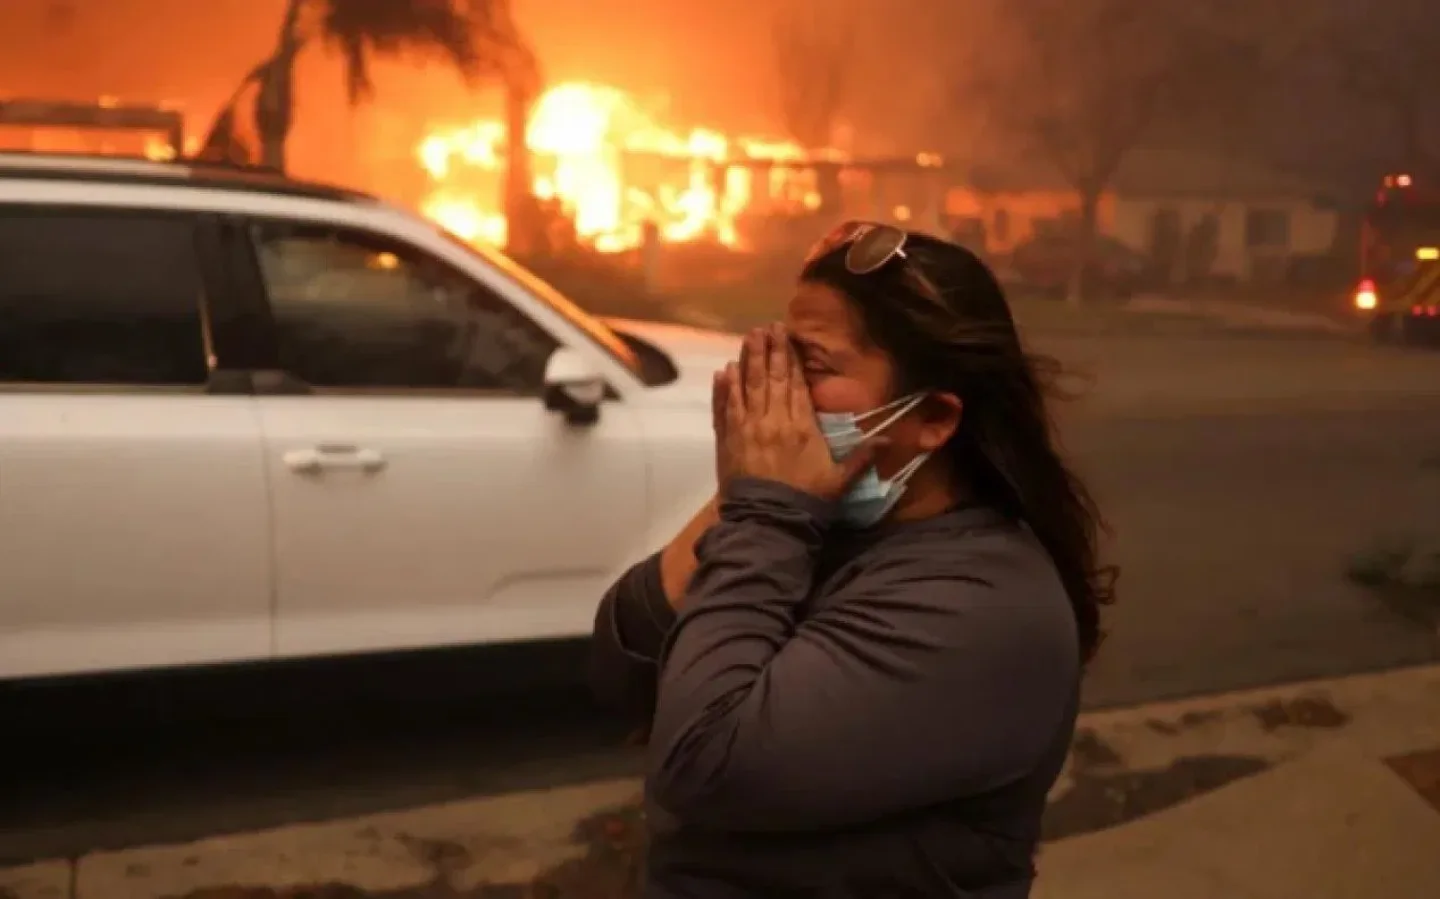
[1076,660,1440,728]
[1039,662,1440,843]
[4,664,1439,898]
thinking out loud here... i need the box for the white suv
[0,153,735,681]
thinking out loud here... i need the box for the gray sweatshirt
[590,477,1081,898]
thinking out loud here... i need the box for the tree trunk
[503,76,539,256]
[255,0,306,172]
[1398,97,1432,178]
[815,162,842,216]
[1068,186,1102,308]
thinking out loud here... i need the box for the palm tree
[482,0,545,255]
[201,0,543,252]
[201,0,526,173]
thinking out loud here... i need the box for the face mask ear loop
[854,392,927,437]
[886,450,931,489]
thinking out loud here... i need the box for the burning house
[1,87,956,284]
[414,80,839,254]
[411,80,954,263]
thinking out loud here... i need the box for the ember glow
[144,136,181,160]
[416,80,839,252]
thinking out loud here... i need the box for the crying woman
[588,222,1116,899]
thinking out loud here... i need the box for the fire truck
[1355,173,1440,343]
[0,97,184,159]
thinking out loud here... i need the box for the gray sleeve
[589,552,677,726]
[646,477,1078,832]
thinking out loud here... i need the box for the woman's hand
[712,362,736,489]
[713,324,881,501]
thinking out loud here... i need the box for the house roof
[969,147,1334,203]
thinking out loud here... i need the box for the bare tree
[771,3,857,217]
[1326,0,1440,177]
[771,3,854,150]
[963,0,1274,303]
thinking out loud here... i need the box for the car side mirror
[542,347,606,426]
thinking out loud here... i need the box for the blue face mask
[816,393,931,528]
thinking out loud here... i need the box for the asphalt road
[1068,399,1440,707]
[5,331,1440,865]
[1040,332,1440,706]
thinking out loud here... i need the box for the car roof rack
[0,149,379,204]
[0,96,380,203]
[0,97,185,153]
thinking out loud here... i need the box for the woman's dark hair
[800,230,1116,662]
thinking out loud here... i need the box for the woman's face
[784,281,894,414]
[784,280,960,475]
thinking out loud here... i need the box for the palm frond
[317,0,485,103]
[196,59,271,164]
[196,104,257,165]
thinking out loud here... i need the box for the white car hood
[604,317,741,399]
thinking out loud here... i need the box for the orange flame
[143,134,202,161]
[416,81,838,252]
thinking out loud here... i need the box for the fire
[144,136,177,161]
[144,134,201,162]
[416,80,836,252]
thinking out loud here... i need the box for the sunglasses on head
[803,220,943,302]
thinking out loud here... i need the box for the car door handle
[283,445,387,475]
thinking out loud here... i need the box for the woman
[590,222,1115,898]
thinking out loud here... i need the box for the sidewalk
[1035,744,1440,899]
[1036,663,1440,899]
[4,664,1440,898]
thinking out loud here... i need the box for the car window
[250,223,559,393]
[429,225,647,380]
[0,208,210,387]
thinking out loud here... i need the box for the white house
[944,148,1340,285]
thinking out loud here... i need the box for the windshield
[432,225,643,377]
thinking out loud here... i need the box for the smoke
[0,0,969,183]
